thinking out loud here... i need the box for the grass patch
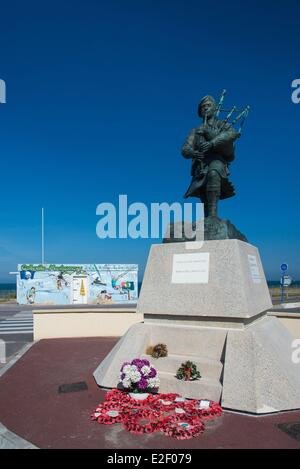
[269,287,300,298]
[0,290,16,303]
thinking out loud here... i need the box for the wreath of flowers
[176,398,222,420]
[128,393,156,408]
[93,390,222,426]
[160,414,205,440]
[91,402,125,425]
[153,393,180,402]
[105,389,130,406]
[123,408,163,435]
[105,388,156,408]
[151,393,180,412]
[196,400,223,420]
[119,358,160,393]
[176,361,201,381]
[92,390,222,437]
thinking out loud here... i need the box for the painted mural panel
[17,264,138,305]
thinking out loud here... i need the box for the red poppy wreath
[161,414,205,440]
[123,408,163,435]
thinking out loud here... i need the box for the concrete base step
[94,322,224,403]
[158,371,223,401]
[141,353,223,381]
[148,324,227,359]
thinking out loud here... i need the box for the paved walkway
[0,337,300,449]
[0,342,37,448]
[0,422,37,449]
[0,310,33,371]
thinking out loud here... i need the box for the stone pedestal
[137,239,271,319]
[94,240,300,414]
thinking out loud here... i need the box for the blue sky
[0,0,299,282]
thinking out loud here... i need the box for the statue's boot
[202,196,209,217]
[206,169,221,217]
[206,191,219,217]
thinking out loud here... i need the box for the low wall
[33,308,300,341]
[33,307,143,340]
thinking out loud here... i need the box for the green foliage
[176,360,201,381]
[0,290,16,302]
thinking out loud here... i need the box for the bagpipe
[213,88,250,135]
[194,89,250,163]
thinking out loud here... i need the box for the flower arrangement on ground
[91,389,223,439]
[146,343,168,358]
[119,358,160,393]
[176,360,201,381]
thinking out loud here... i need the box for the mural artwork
[17,264,138,305]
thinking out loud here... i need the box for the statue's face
[200,101,215,119]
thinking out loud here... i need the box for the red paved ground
[0,337,300,449]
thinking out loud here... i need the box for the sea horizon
[1,280,300,292]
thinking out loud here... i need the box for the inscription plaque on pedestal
[248,254,261,284]
[171,252,209,284]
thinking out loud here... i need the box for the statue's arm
[181,128,197,159]
[210,125,240,152]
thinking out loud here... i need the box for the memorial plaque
[58,381,88,394]
[172,253,209,284]
[248,254,261,284]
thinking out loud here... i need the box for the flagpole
[42,207,45,265]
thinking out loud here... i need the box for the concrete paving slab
[0,423,37,449]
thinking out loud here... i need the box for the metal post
[42,207,45,265]
[281,273,284,304]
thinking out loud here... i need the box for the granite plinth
[93,240,300,414]
[137,239,272,319]
[93,315,300,413]
[93,321,226,402]
[222,315,300,413]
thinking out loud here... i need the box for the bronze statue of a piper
[182,91,249,218]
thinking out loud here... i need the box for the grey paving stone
[0,424,37,449]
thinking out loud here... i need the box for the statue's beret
[198,95,216,117]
